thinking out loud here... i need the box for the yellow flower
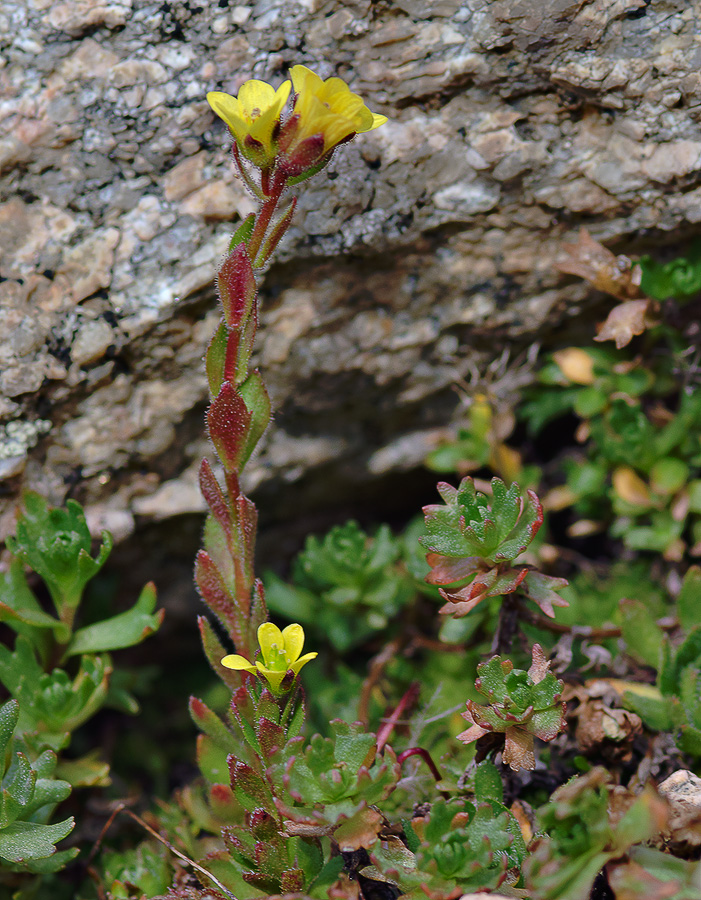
[279,65,387,173]
[207,79,291,166]
[222,622,317,693]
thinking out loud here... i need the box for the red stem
[247,171,287,263]
[397,747,450,797]
[376,683,420,754]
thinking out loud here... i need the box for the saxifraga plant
[180,66,402,898]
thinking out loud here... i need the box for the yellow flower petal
[238,79,278,114]
[281,623,305,662]
[290,651,318,676]
[207,80,291,165]
[257,621,283,663]
[255,661,287,692]
[221,653,257,672]
[290,64,323,95]
[286,65,386,159]
[207,91,247,142]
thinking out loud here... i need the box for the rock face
[1,0,700,545]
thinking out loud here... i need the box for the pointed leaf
[205,321,230,399]
[217,242,257,330]
[207,381,252,473]
[65,582,162,656]
[0,817,75,863]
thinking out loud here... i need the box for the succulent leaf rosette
[421,477,568,618]
[458,644,567,771]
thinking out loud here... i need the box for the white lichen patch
[0,419,51,460]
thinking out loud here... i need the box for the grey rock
[0,0,699,553]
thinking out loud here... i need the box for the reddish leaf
[521,571,569,618]
[194,549,242,647]
[247,808,279,840]
[503,727,535,771]
[257,717,285,760]
[258,198,297,266]
[229,760,271,808]
[425,554,482,586]
[207,381,252,473]
[333,807,383,852]
[280,869,306,892]
[217,242,257,329]
[439,565,528,617]
[279,134,326,177]
[199,459,232,539]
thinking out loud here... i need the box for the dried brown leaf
[594,298,659,349]
[503,727,535,772]
[527,643,550,683]
[556,228,642,300]
[333,806,383,852]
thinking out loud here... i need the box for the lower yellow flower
[207,79,291,167]
[222,622,317,693]
[278,65,387,175]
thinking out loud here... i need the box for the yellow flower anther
[221,622,317,693]
[207,79,292,167]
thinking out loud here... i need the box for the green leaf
[649,458,689,495]
[65,582,162,656]
[622,689,674,732]
[473,761,503,803]
[0,700,19,767]
[0,560,69,643]
[677,567,701,632]
[0,817,75,864]
[620,599,664,668]
[54,751,110,788]
[238,371,272,468]
[228,213,255,252]
[6,492,112,614]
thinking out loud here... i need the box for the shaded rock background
[2,0,701,609]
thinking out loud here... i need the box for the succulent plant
[524,767,668,900]
[265,521,415,651]
[458,644,567,771]
[0,700,76,874]
[421,477,567,618]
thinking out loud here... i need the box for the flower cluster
[207,65,386,178]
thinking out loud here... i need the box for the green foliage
[422,477,542,562]
[281,720,400,838]
[0,700,77,874]
[605,567,701,755]
[367,767,527,899]
[639,242,701,300]
[18,78,701,900]
[426,399,493,474]
[6,493,112,619]
[525,769,666,900]
[522,347,701,557]
[0,494,161,890]
[95,841,173,900]
[265,521,415,651]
